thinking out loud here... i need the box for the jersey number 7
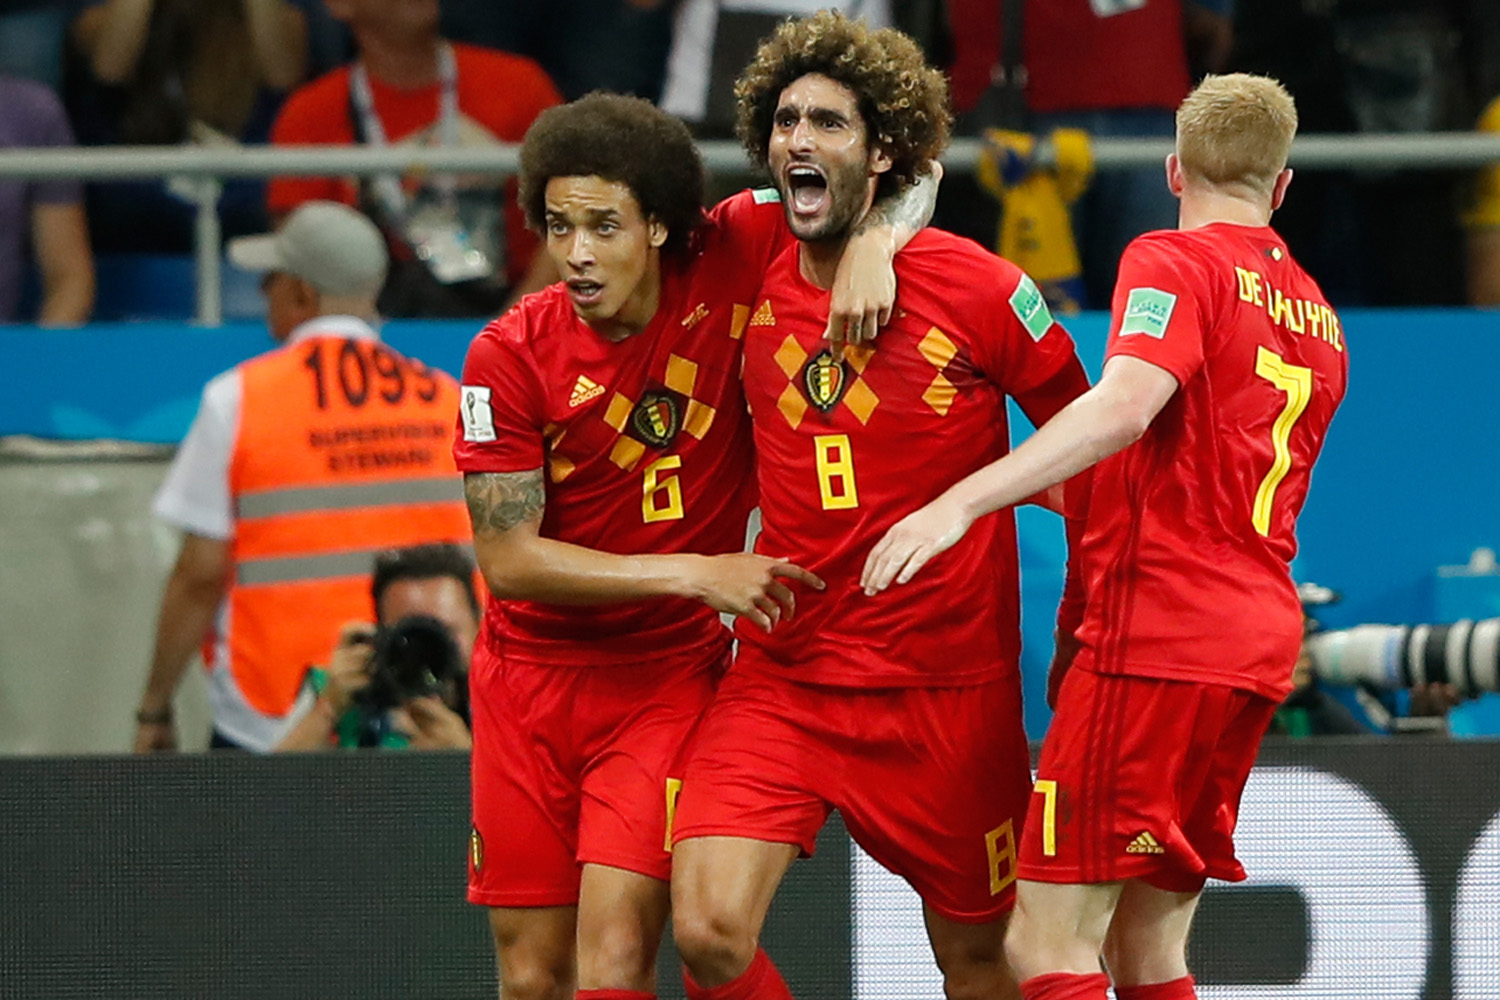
[1251,346,1312,537]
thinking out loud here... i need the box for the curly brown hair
[734,10,951,196]
[518,92,705,256]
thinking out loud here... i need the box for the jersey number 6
[642,456,685,523]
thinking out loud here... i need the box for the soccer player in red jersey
[863,74,1348,1000]
[454,93,934,1000]
[667,14,1091,1000]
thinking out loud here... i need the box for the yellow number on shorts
[642,455,685,523]
[813,434,859,510]
[1034,779,1058,857]
[1251,346,1313,537]
[664,777,683,852]
[985,819,1018,896]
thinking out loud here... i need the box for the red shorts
[672,654,1033,923]
[466,642,724,908]
[1017,668,1277,893]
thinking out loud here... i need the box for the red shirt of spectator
[267,43,561,287]
[946,0,1192,116]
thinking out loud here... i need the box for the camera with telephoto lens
[1305,618,1500,696]
[357,614,464,713]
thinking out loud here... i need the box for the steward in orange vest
[136,202,469,752]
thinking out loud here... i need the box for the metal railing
[2,133,1497,325]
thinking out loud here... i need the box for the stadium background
[1,307,1497,996]
[4,309,1496,745]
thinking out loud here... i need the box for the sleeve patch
[1009,273,1055,342]
[460,385,496,442]
[1119,287,1177,339]
[751,187,782,204]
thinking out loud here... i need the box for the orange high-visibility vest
[223,334,469,716]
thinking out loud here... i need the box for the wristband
[135,707,173,725]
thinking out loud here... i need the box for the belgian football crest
[628,390,683,448]
[801,350,848,414]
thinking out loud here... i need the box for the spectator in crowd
[1233,0,1491,307]
[0,72,95,325]
[133,201,471,754]
[267,0,562,319]
[275,543,477,751]
[934,0,1232,308]
[661,0,891,139]
[443,1,677,102]
[1466,93,1500,306]
[0,1,72,90]
[66,0,309,251]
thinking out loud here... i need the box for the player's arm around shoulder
[826,163,943,357]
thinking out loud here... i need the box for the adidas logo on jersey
[569,375,605,408]
[681,302,709,329]
[1125,831,1165,855]
[750,300,775,327]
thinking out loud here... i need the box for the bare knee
[1101,922,1188,986]
[497,965,571,1000]
[491,910,574,1000]
[670,898,759,985]
[931,922,1014,1000]
[1003,908,1046,984]
[577,915,657,991]
[1004,903,1101,984]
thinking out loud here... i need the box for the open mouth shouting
[785,162,830,221]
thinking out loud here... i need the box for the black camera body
[358,614,464,714]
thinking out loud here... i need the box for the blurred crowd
[2,0,1500,327]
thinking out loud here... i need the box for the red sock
[576,992,655,1000]
[682,949,794,1000]
[1116,976,1197,1000]
[1018,971,1111,1000]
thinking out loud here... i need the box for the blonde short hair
[1176,73,1298,196]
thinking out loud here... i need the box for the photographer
[275,544,479,752]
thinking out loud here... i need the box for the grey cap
[228,201,389,297]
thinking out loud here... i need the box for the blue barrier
[3,309,1497,737]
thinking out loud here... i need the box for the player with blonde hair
[863,73,1347,1000]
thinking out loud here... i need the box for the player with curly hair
[454,90,937,1000]
[668,13,1091,1000]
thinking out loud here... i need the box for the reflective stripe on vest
[238,548,398,587]
[237,476,463,519]
[224,335,470,718]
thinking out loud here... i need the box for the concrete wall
[0,451,211,753]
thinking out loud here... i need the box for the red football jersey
[1077,224,1348,700]
[454,189,790,665]
[739,229,1086,687]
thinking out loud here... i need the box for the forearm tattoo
[855,169,937,238]
[464,471,545,537]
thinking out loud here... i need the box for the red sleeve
[453,314,547,473]
[969,258,1083,400]
[1104,234,1210,386]
[706,188,793,274]
[266,76,352,214]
